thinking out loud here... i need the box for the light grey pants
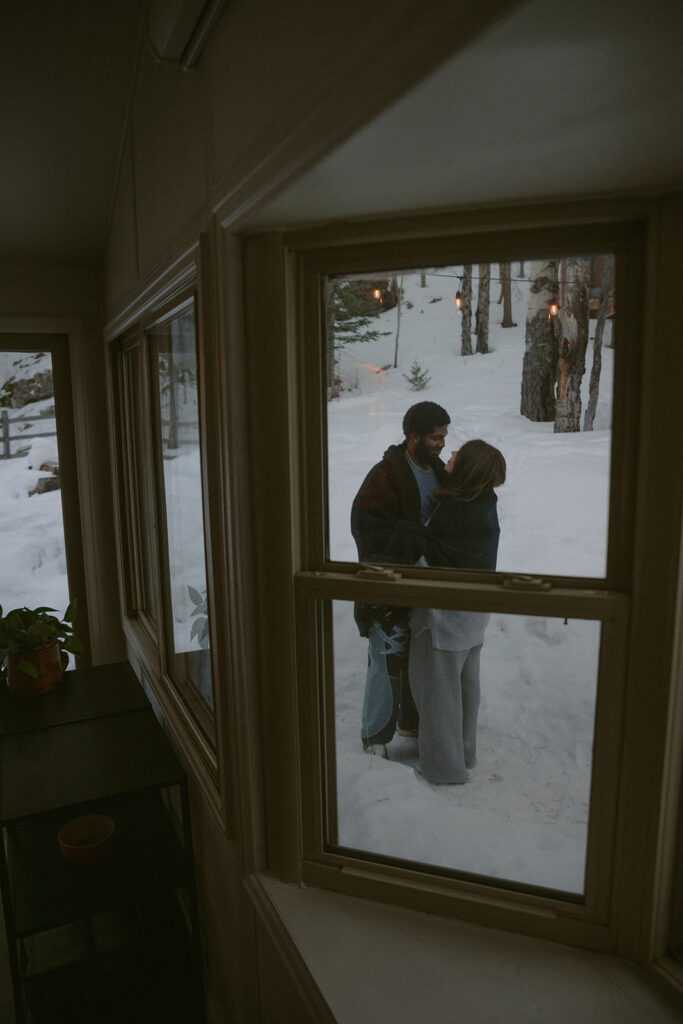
[408,631,482,784]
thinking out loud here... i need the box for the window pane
[327,599,600,896]
[326,258,614,579]
[150,306,214,721]
[124,346,157,625]
[0,349,70,615]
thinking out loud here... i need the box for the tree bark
[325,281,339,397]
[500,261,516,327]
[460,264,473,356]
[583,256,614,431]
[520,259,560,421]
[475,263,490,354]
[166,350,178,449]
[554,257,591,433]
[393,276,403,368]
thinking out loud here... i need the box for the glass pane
[124,346,157,624]
[151,305,214,720]
[328,599,600,896]
[0,349,70,615]
[326,257,615,578]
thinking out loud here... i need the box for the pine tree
[403,359,431,391]
[325,279,390,398]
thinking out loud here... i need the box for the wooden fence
[0,409,57,459]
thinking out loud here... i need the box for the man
[350,401,451,757]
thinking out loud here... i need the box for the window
[264,213,654,948]
[111,295,216,748]
[114,335,159,638]
[0,334,89,657]
[149,304,215,730]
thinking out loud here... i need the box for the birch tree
[460,264,473,356]
[520,259,561,421]
[555,257,591,433]
[392,275,404,368]
[475,263,490,354]
[583,256,614,431]
[499,261,516,328]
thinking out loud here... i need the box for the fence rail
[0,409,57,459]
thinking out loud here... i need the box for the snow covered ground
[326,267,613,895]
[0,349,68,617]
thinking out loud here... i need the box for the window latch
[356,564,403,581]
[502,575,552,591]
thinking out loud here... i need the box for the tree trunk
[520,259,561,421]
[393,276,403,368]
[475,263,490,354]
[554,257,591,433]
[325,284,339,398]
[583,255,614,431]
[460,264,473,356]
[519,260,525,277]
[500,261,516,327]
[420,272,426,287]
[167,351,178,449]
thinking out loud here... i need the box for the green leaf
[17,660,39,679]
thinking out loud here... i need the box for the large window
[282,219,648,946]
[112,295,216,747]
[149,305,215,728]
[0,334,88,658]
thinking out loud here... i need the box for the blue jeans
[361,621,419,746]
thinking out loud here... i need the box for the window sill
[252,874,682,1023]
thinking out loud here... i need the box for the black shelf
[8,792,188,936]
[0,661,148,737]
[0,708,185,824]
[0,661,204,1024]
[21,896,199,1024]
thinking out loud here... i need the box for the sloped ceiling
[249,0,683,228]
[0,0,147,266]
[0,0,681,265]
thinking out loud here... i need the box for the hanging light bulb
[372,287,382,301]
[455,290,462,309]
[548,301,560,319]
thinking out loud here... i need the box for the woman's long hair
[438,439,506,502]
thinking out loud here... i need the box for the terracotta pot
[6,640,63,695]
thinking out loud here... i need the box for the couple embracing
[351,401,505,785]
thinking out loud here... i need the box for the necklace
[407,452,431,474]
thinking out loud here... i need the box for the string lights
[366,267,601,320]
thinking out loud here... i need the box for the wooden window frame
[109,281,223,804]
[244,197,682,976]
[0,333,91,662]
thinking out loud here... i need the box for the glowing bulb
[455,290,462,309]
[372,288,381,299]
[549,302,559,318]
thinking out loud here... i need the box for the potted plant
[0,601,84,695]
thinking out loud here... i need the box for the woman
[409,439,506,785]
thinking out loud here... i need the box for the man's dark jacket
[350,442,447,636]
